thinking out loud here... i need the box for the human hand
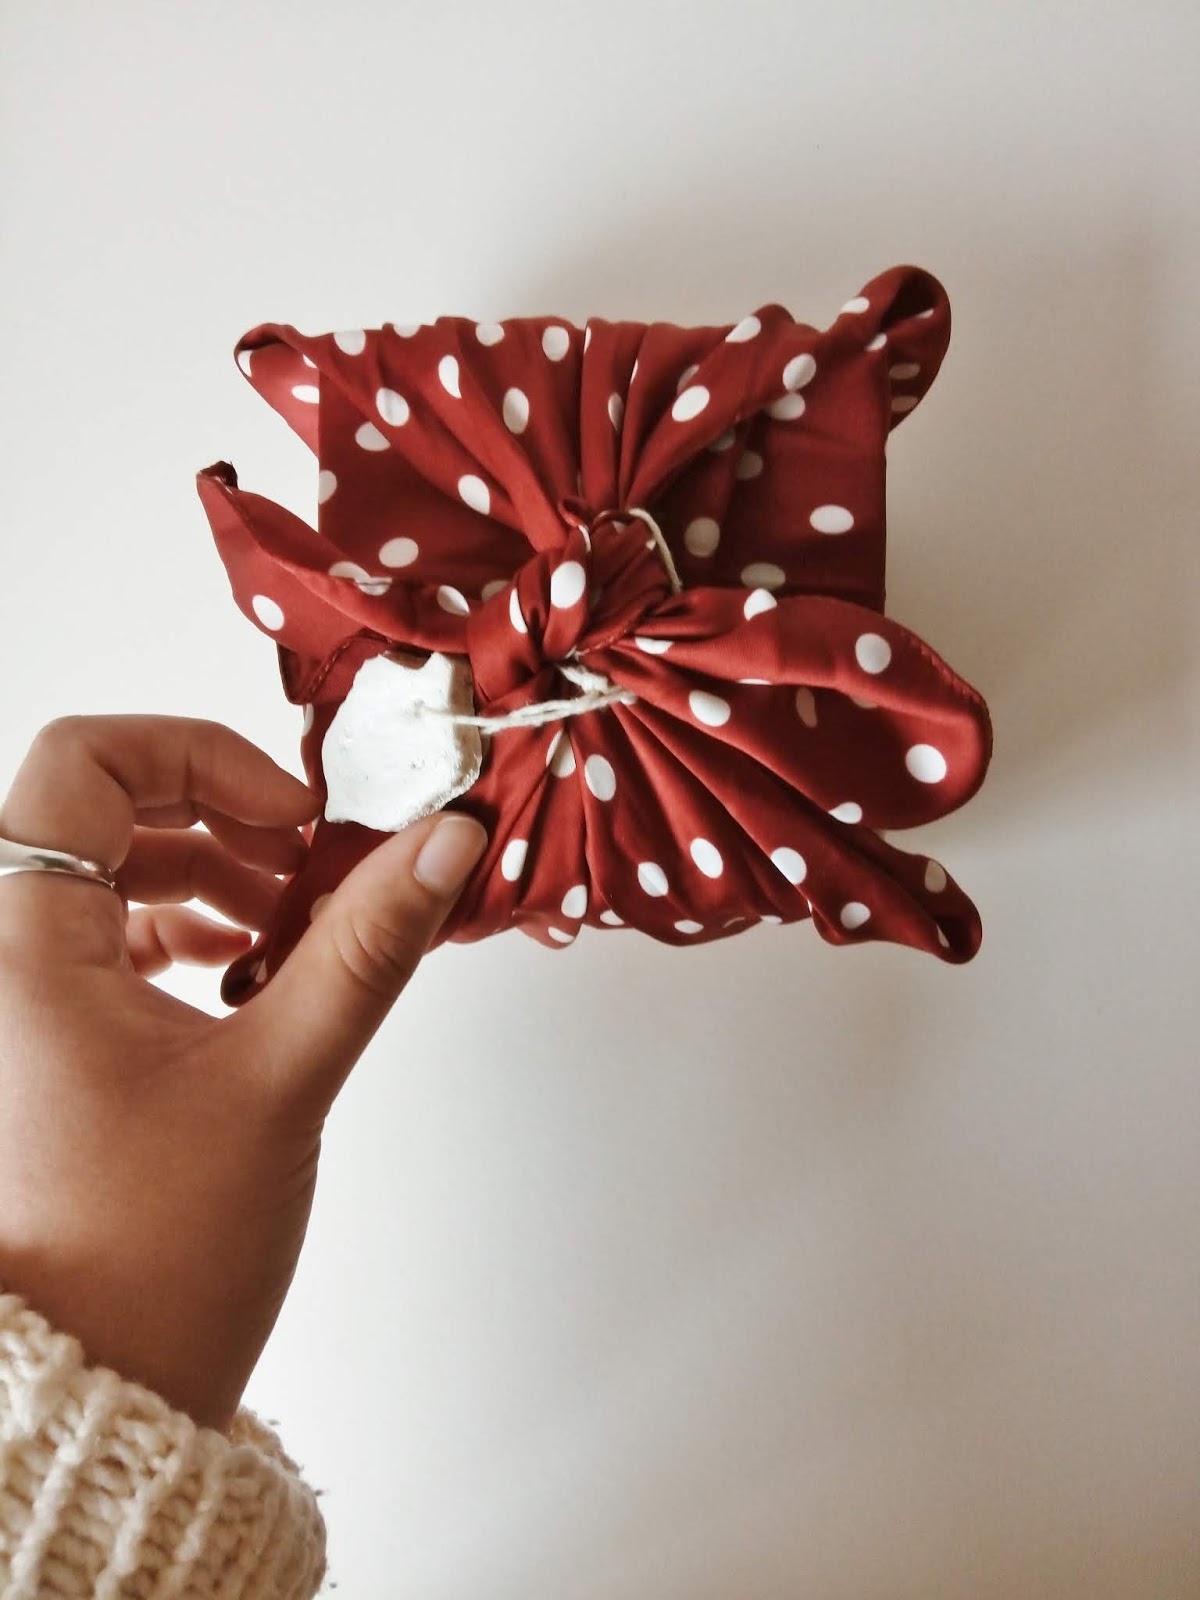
[0,715,487,1433]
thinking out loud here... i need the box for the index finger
[0,715,318,965]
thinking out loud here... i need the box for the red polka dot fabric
[196,264,993,1007]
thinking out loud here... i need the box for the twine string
[415,660,638,732]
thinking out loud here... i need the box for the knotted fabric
[196,264,993,1006]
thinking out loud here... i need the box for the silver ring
[0,833,120,893]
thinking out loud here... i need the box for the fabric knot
[465,502,676,710]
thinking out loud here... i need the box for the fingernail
[413,814,489,896]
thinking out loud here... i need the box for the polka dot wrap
[196,264,993,1004]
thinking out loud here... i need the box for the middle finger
[116,828,289,929]
[134,802,310,874]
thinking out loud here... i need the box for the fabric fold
[197,264,992,1005]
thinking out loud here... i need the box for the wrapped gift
[197,264,992,1006]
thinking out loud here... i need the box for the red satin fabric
[197,263,992,1006]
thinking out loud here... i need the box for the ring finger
[125,906,253,977]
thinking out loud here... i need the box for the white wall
[2,2,1197,1593]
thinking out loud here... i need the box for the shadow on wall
[443,187,1198,1600]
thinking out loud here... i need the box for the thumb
[236,810,488,1113]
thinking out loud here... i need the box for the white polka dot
[481,579,507,602]
[607,391,624,430]
[561,884,589,919]
[458,474,491,515]
[542,325,570,361]
[501,387,530,434]
[891,394,919,414]
[684,517,721,557]
[850,696,878,709]
[301,703,314,734]
[767,393,806,421]
[437,585,469,615]
[676,363,700,393]
[317,469,337,504]
[936,926,951,949]
[810,504,854,535]
[438,355,461,397]
[500,839,527,882]
[724,915,749,928]
[741,562,785,591]
[631,359,639,382]
[761,914,783,924]
[840,902,871,930]
[392,322,420,337]
[634,635,672,655]
[841,297,870,314]
[253,959,268,984]
[770,847,807,884]
[689,689,731,727]
[638,862,669,897]
[547,926,575,944]
[355,421,390,451]
[375,387,410,426]
[726,314,761,342]
[330,559,390,596]
[735,450,763,480]
[584,753,617,801]
[550,560,586,609]
[783,353,817,391]
[675,920,704,935]
[291,383,319,404]
[584,325,593,351]
[671,385,710,422]
[379,536,419,568]
[830,801,863,824]
[794,687,818,727]
[917,307,936,319]
[690,838,724,878]
[237,349,254,377]
[251,594,284,631]
[866,333,887,352]
[740,678,771,685]
[925,860,948,893]
[890,361,921,380]
[309,892,331,922]
[508,587,527,633]
[301,355,317,368]
[546,730,576,777]
[855,633,892,674]
[599,909,624,926]
[334,328,366,355]
[743,587,778,619]
[906,744,948,783]
[475,322,505,345]
[708,428,737,452]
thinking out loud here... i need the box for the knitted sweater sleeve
[0,1291,327,1599]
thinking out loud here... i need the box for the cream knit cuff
[0,1291,327,1599]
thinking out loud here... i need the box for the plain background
[2,2,1198,1594]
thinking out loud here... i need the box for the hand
[0,715,487,1433]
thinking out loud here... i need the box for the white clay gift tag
[322,650,484,832]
